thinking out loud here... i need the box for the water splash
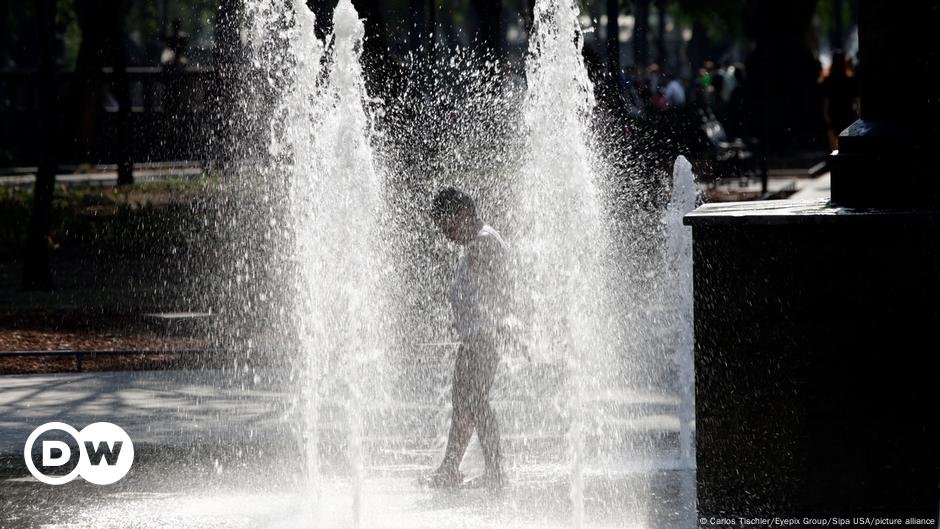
[224,1,692,528]
[662,156,696,470]
[662,155,698,529]
[247,0,386,524]
[517,1,612,527]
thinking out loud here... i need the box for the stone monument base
[686,199,940,521]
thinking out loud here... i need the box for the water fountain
[238,1,697,524]
[662,156,696,470]
[1,1,697,527]
[514,1,615,526]
[257,0,388,525]
[662,156,698,528]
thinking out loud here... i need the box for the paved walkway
[0,369,688,460]
[702,167,832,202]
[790,171,832,201]
[0,370,288,453]
[0,369,696,529]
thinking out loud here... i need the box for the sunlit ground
[1,370,694,529]
[3,470,693,529]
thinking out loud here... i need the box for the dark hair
[430,187,475,220]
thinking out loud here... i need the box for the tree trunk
[23,0,58,290]
[212,0,241,171]
[606,0,620,78]
[655,0,667,64]
[631,0,650,68]
[73,1,104,163]
[687,19,707,70]
[109,8,133,185]
[830,0,844,50]
[471,0,501,56]
[72,0,133,183]
[743,0,822,153]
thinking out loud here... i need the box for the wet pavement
[0,369,695,528]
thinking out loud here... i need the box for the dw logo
[23,422,134,485]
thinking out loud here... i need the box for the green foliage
[133,0,161,41]
[56,0,82,69]
[815,0,854,46]
[671,0,747,41]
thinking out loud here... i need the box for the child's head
[431,187,477,244]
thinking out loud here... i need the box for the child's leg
[432,346,475,485]
[468,340,502,480]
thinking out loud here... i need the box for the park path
[0,367,689,467]
[0,368,696,529]
[0,370,288,454]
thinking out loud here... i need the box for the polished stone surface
[688,199,940,520]
[685,198,940,225]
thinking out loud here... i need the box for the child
[427,187,509,489]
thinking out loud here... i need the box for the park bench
[691,108,759,185]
